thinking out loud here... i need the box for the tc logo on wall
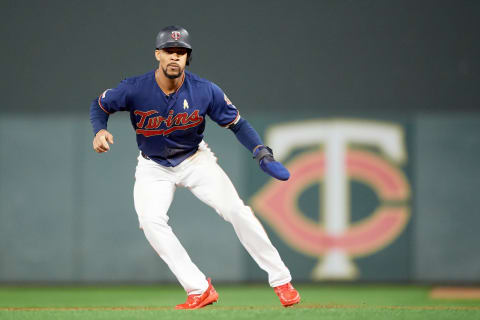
[251,120,410,280]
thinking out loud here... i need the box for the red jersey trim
[222,111,240,128]
[97,92,110,115]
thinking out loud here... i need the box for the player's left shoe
[273,282,301,307]
[175,278,219,310]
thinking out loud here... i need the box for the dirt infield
[2,304,480,311]
[430,287,480,300]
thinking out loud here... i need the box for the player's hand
[253,146,290,181]
[93,129,114,153]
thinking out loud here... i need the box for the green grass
[0,284,479,320]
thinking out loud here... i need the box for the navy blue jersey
[90,70,240,166]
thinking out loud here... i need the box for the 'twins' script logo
[251,120,410,280]
[134,109,203,137]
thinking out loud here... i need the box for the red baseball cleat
[273,282,301,307]
[175,278,219,310]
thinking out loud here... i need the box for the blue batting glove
[253,146,290,181]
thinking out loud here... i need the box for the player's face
[155,47,188,79]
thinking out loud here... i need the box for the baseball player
[89,25,300,309]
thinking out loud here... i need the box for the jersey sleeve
[97,79,131,114]
[207,83,240,128]
[89,79,131,135]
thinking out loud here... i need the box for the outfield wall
[0,114,479,283]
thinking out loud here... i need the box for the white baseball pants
[133,141,292,295]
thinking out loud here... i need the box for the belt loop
[141,152,150,160]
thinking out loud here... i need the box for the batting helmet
[155,25,193,65]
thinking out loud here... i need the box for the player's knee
[138,214,169,229]
[222,202,253,223]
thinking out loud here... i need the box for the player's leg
[134,154,208,295]
[179,143,292,287]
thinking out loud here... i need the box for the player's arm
[208,83,289,181]
[89,80,130,153]
[228,118,290,181]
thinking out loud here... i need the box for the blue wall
[1,114,480,282]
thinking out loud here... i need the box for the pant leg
[134,155,208,295]
[179,144,292,287]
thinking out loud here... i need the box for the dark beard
[162,66,183,79]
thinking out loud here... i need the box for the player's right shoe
[273,282,301,307]
[174,278,219,310]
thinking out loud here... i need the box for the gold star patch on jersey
[224,94,233,105]
[183,99,189,110]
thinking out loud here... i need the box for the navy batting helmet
[155,25,192,65]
